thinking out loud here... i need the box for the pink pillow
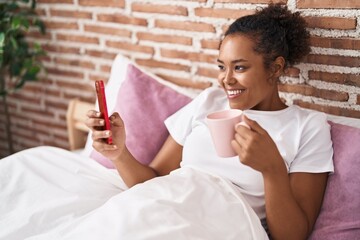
[309,122,360,240]
[90,64,192,168]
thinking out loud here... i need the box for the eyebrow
[217,59,248,64]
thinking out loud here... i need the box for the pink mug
[206,109,244,158]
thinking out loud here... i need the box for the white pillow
[326,113,360,129]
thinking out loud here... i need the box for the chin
[229,102,247,110]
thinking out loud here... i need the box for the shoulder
[190,86,228,111]
[288,106,331,148]
[290,105,329,130]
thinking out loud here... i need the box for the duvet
[0,146,268,240]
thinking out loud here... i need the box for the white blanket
[0,146,268,240]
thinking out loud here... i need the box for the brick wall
[0,0,359,157]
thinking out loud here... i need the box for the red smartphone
[95,80,113,144]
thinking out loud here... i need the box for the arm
[86,111,182,188]
[263,169,328,239]
[231,116,328,239]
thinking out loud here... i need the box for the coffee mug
[206,109,243,158]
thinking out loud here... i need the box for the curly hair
[223,3,310,69]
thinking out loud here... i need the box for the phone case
[95,80,113,144]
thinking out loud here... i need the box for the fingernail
[99,120,104,125]
[105,130,110,136]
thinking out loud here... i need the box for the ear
[270,56,286,79]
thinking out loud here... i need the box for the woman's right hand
[85,110,126,161]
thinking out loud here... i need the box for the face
[217,34,283,111]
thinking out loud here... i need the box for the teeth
[227,89,244,96]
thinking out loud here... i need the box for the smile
[227,89,245,98]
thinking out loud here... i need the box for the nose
[223,70,236,85]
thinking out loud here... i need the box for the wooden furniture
[66,99,94,151]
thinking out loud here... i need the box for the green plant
[0,0,46,154]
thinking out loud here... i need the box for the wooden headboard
[66,99,94,151]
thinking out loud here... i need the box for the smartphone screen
[95,80,113,144]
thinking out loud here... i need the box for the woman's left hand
[231,115,285,174]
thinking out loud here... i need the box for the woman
[87,4,333,239]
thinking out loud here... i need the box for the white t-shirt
[164,87,334,219]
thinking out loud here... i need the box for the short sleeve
[164,87,218,146]
[290,112,334,173]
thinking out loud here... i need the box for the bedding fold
[0,146,268,240]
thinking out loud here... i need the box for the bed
[1,54,359,240]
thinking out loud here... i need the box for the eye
[235,65,246,71]
[218,65,225,71]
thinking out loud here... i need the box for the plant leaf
[0,32,4,47]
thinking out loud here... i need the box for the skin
[85,34,328,240]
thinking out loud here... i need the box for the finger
[234,121,252,141]
[92,129,112,141]
[234,132,246,145]
[242,115,265,134]
[92,141,117,152]
[109,112,125,128]
[85,117,105,129]
[231,139,243,157]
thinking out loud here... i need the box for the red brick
[135,59,191,72]
[197,67,218,79]
[136,32,192,46]
[35,9,47,17]
[54,57,95,70]
[97,14,147,26]
[44,20,79,30]
[42,44,81,54]
[47,67,84,79]
[106,41,155,55]
[297,0,360,8]
[19,106,55,118]
[294,100,360,118]
[56,34,99,44]
[310,36,360,50]
[194,8,253,19]
[100,64,112,74]
[155,20,215,33]
[44,99,69,110]
[85,50,117,60]
[26,31,52,40]
[161,49,217,64]
[131,3,188,16]
[79,0,125,8]
[201,39,220,50]
[278,83,349,101]
[56,81,93,91]
[304,54,360,68]
[10,93,42,105]
[89,74,110,82]
[63,92,95,103]
[84,24,131,37]
[305,16,356,30]
[50,9,92,19]
[309,71,360,87]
